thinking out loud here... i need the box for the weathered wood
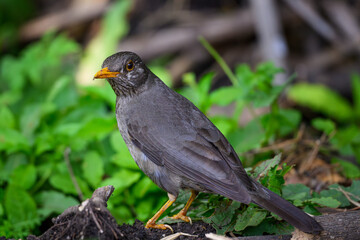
[232,211,360,240]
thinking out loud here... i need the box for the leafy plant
[179,62,300,156]
[162,155,359,235]
[0,33,165,238]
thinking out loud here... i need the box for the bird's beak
[93,67,120,79]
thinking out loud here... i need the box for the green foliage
[312,118,335,135]
[172,44,360,235]
[0,33,164,238]
[331,124,360,165]
[352,74,360,119]
[287,83,354,121]
[179,60,300,152]
[164,155,359,235]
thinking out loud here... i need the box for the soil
[20,219,215,240]
[0,186,216,240]
[118,220,215,240]
[22,219,215,240]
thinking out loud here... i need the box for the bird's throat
[107,78,136,97]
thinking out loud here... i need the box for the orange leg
[145,193,176,231]
[170,190,198,223]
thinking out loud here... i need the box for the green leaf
[182,72,197,88]
[229,119,265,153]
[0,55,26,92]
[312,118,336,135]
[320,184,350,207]
[234,62,285,108]
[179,72,214,112]
[287,83,353,121]
[242,218,293,235]
[110,131,138,169]
[36,191,79,218]
[276,108,301,137]
[333,125,360,147]
[9,164,37,190]
[204,200,240,234]
[209,116,236,137]
[252,154,281,179]
[83,83,116,109]
[198,72,215,100]
[100,169,141,193]
[82,151,104,187]
[210,86,242,106]
[0,106,15,129]
[345,180,360,198]
[282,184,311,202]
[235,207,267,231]
[132,177,158,199]
[199,36,238,86]
[54,122,82,137]
[331,125,360,158]
[352,74,360,119]
[307,197,341,208]
[49,173,89,195]
[5,185,38,226]
[264,172,285,195]
[77,117,116,139]
[19,103,42,140]
[303,204,320,215]
[0,128,30,153]
[46,75,71,102]
[22,33,79,86]
[0,203,3,217]
[251,85,283,108]
[149,65,173,87]
[331,157,360,179]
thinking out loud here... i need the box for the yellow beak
[94,67,120,79]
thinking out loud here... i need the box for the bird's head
[94,51,149,96]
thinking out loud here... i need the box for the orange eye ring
[126,60,134,72]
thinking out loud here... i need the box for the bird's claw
[170,213,192,224]
[145,222,174,232]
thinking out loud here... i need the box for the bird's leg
[145,193,176,231]
[170,190,198,223]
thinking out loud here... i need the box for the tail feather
[250,183,323,234]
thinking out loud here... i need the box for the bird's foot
[170,212,192,224]
[145,221,173,232]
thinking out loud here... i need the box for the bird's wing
[126,92,253,203]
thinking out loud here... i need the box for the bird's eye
[126,60,134,72]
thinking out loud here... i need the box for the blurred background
[1,0,360,238]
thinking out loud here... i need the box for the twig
[64,147,84,201]
[337,187,360,208]
[299,132,327,174]
[283,0,338,42]
[254,124,305,153]
[250,0,288,85]
[19,0,109,41]
[198,36,238,86]
[89,207,104,234]
[118,9,299,61]
[322,1,360,41]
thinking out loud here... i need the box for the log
[206,211,360,240]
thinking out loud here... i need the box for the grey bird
[94,51,323,234]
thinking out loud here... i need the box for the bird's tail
[249,181,323,234]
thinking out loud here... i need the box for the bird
[94,51,323,234]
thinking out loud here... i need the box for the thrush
[94,51,323,234]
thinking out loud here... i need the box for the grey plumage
[96,51,323,234]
